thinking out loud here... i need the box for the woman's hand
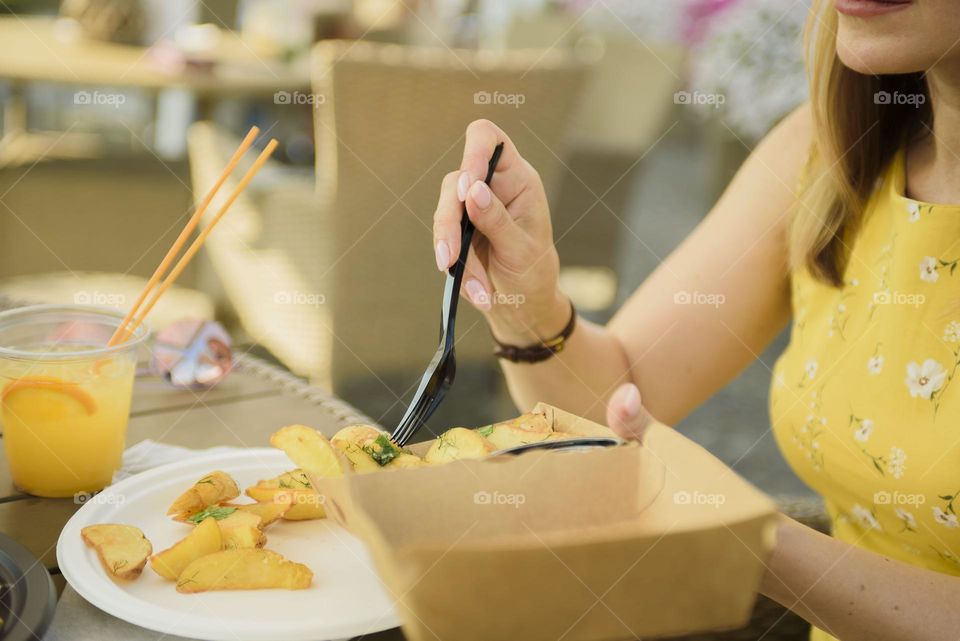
[432,119,569,345]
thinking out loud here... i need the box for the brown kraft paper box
[308,403,779,641]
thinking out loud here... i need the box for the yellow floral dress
[770,148,960,641]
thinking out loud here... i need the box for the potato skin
[176,549,313,593]
[81,524,152,580]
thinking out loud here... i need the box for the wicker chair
[186,124,331,384]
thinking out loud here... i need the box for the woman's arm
[762,516,960,641]
[433,106,810,425]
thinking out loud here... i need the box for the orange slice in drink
[2,375,97,420]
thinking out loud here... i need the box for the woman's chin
[836,19,949,75]
[836,39,929,75]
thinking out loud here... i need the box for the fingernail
[465,279,491,310]
[435,240,451,271]
[622,384,641,418]
[470,181,491,209]
[457,172,470,202]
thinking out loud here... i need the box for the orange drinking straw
[118,138,280,342]
[106,126,261,346]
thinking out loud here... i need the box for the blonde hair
[791,0,931,285]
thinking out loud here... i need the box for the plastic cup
[0,305,148,498]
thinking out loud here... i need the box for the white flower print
[895,508,916,530]
[774,372,785,389]
[905,359,947,399]
[867,355,884,375]
[804,359,818,381]
[850,278,860,287]
[933,507,959,529]
[851,504,881,531]
[920,256,940,283]
[853,419,874,443]
[907,201,921,223]
[887,447,906,479]
[944,321,960,343]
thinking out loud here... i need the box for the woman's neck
[905,65,960,204]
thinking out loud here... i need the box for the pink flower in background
[683,0,741,44]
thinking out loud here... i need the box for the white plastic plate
[57,448,399,641]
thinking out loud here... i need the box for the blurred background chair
[507,16,686,313]
[311,41,589,393]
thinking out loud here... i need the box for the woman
[431,1,960,639]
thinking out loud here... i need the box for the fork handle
[440,143,504,342]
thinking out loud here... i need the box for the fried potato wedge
[227,501,291,526]
[331,424,383,448]
[150,516,222,580]
[280,501,327,520]
[384,452,425,469]
[424,427,495,464]
[216,511,265,550]
[334,441,380,473]
[498,411,552,434]
[168,471,240,520]
[245,469,326,519]
[483,424,551,451]
[176,549,313,593]
[270,425,344,479]
[81,524,152,580]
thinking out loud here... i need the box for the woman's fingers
[464,179,527,268]
[433,171,464,271]
[606,383,652,442]
[459,120,530,206]
[461,251,493,311]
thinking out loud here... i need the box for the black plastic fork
[390,143,505,447]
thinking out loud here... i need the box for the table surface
[0,353,404,640]
[0,16,310,94]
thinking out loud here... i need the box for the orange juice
[0,306,147,497]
